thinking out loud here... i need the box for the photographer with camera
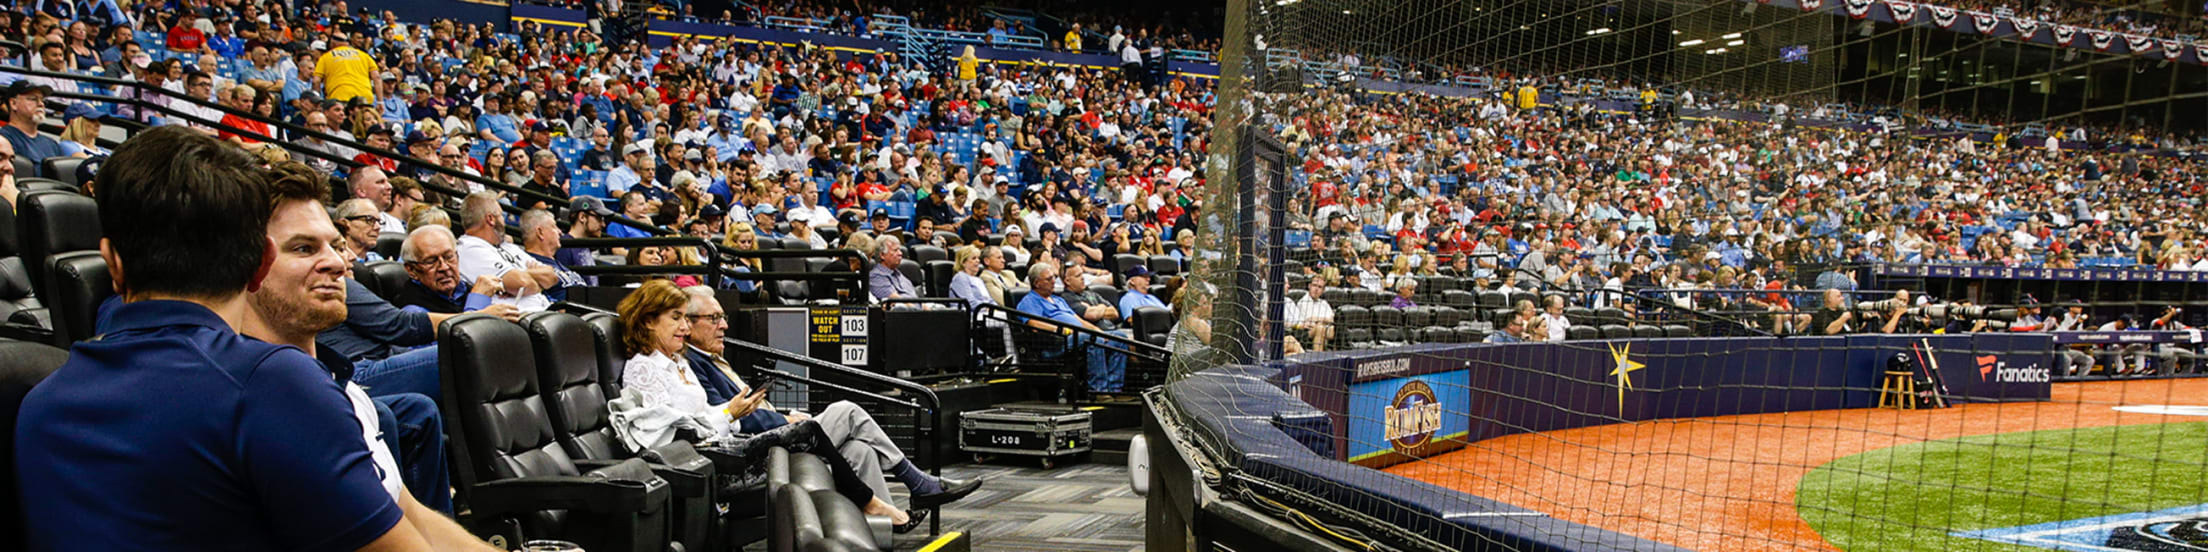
[1813,288,1908,335]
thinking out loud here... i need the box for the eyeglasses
[406,252,457,268]
[686,313,727,323]
[344,215,377,224]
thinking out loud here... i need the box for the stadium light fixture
[1587,27,1613,35]
[1341,9,1352,14]
[1671,30,1681,35]
[1721,33,1742,39]
[1705,48,1727,54]
[1680,39,1706,46]
[1726,40,1745,46]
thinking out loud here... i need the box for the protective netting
[1165,0,2208,550]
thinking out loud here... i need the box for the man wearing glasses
[0,82,70,176]
[391,225,510,314]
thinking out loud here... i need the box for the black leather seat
[437,314,673,552]
[13,178,75,195]
[1130,306,1173,347]
[1600,325,1633,339]
[896,259,925,296]
[1086,284,1121,307]
[0,257,39,324]
[359,261,409,303]
[581,313,628,393]
[38,157,86,187]
[14,191,100,302]
[923,260,954,298]
[1567,326,1602,341]
[44,252,110,346]
[909,245,948,264]
[767,447,888,552]
[1146,255,1180,276]
[1664,325,1695,338]
[1633,325,1663,339]
[1111,254,1145,281]
[0,339,68,550]
[375,232,406,261]
[524,312,722,552]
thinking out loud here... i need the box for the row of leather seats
[441,311,892,552]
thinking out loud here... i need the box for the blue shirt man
[1016,266,1126,392]
[477,108,521,144]
[15,300,402,550]
[1116,266,1167,320]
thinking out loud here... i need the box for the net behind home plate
[1164,0,2208,550]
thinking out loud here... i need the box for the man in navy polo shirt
[13,126,493,550]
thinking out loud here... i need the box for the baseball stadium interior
[2,0,2208,550]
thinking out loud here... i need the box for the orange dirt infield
[1383,379,2208,552]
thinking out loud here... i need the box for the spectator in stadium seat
[0,137,17,208]
[16,126,496,550]
[315,32,378,103]
[606,141,647,196]
[394,225,505,314]
[0,81,69,172]
[1063,265,1125,332]
[1486,314,1529,343]
[613,281,925,531]
[868,236,917,301]
[1389,281,1418,309]
[521,150,570,211]
[454,191,556,312]
[677,286,980,506]
[1018,263,1128,392]
[1539,295,1572,342]
[351,126,398,174]
[606,190,659,238]
[1287,278,1334,351]
[979,244,1025,305]
[334,199,385,262]
[240,162,464,515]
[345,165,406,234]
[519,209,586,303]
[1117,265,1167,322]
[948,245,992,308]
[475,94,520,145]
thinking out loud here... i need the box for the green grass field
[1797,422,2208,551]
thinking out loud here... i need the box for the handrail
[1586,288,1772,336]
[972,302,1171,358]
[0,64,669,236]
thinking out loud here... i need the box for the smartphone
[748,374,782,396]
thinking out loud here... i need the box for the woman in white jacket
[615,281,927,531]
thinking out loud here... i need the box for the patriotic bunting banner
[2088,30,2114,50]
[2197,44,2208,64]
[2051,25,2076,45]
[2125,34,2152,53]
[1799,0,1823,11]
[2010,18,2039,39]
[1930,6,1959,28]
[2160,39,2184,60]
[1885,0,1916,22]
[1844,0,1873,18]
[1971,12,1999,33]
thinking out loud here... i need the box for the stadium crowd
[3,0,2206,546]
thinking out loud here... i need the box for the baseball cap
[0,81,52,101]
[404,130,432,146]
[60,102,97,123]
[751,204,778,216]
[699,203,726,220]
[836,210,862,225]
[569,196,615,217]
[870,208,889,219]
[529,120,551,133]
[684,149,703,161]
[621,143,646,156]
[1124,265,1153,280]
[1039,222,1060,235]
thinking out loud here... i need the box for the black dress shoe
[892,507,931,534]
[910,477,983,509]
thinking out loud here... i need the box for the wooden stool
[1879,370,1917,410]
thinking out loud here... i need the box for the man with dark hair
[15,126,491,549]
[238,162,481,525]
